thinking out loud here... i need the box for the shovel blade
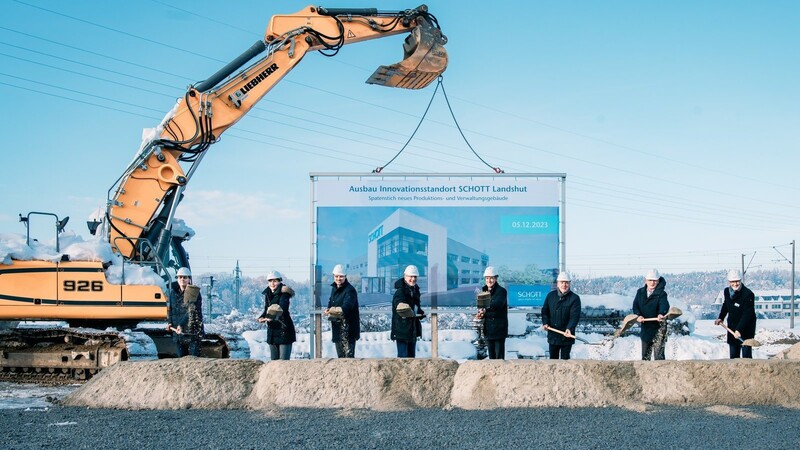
[366,15,447,89]
[664,306,683,320]
[614,314,640,337]
[742,338,761,347]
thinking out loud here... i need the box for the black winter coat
[259,284,296,345]
[632,277,670,342]
[541,289,581,345]
[168,281,204,340]
[718,284,756,343]
[391,278,423,341]
[481,283,508,340]
[327,279,361,342]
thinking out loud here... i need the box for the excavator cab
[366,14,448,89]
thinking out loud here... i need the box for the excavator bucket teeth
[366,16,447,89]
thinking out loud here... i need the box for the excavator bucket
[366,15,447,89]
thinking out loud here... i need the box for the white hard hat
[557,271,571,282]
[176,267,191,277]
[332,264,346,276]
[727,269,742,282]
[483,266,498,277]
[645,269,660,281]
[404,265,419,277]
[266,270,282,281]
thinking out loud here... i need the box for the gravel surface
[2,405,799,449]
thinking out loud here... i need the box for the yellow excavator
[0,5,447,380]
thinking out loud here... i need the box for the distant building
[714,289,799,318]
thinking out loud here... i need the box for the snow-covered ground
[0,382,80,410]
[241,317,799,361]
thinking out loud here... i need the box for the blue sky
[1,0,798,281]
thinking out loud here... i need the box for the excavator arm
[106,5,447,267]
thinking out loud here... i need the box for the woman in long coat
[258,270,296,360]
[326,264,361,358]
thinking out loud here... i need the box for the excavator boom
[107,5,448,265]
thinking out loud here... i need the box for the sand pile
[63,358,263,409]
[451,359,800,409]
[64,358,800,410]
[451,360,640,409]
[248,358,458,410]
[774,341,800,360]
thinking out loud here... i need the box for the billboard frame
[309,172,567,358]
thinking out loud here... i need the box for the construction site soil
[63,347,800,411]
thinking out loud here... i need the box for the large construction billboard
[311,174,565,308]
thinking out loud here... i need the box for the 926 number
[63,280,104,292]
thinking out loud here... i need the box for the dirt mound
[774,341,800,360]
[247,358,458,410]
[451,360,640,409]
[63,358,263,409]
[64,358,800,410]
[452,360,800,409]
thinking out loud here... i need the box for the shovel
[640,306,683,322]
[720,323,761,347]
[616,307,683,336]
[614,314,640,337]
[546,326,603,346]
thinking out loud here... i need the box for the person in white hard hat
[715,269,756,358]
[325,264,360,357]
[257,270,296,360]
[541,271,581,359]
[632,269,670,360]
[391,265,425,358]
[476,266,508,359]
[167,267,204,357]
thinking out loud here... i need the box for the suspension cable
[439,78,503,173]
[373,76,504,173]
[372,77,440,173]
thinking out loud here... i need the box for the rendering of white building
[362,209,487,294]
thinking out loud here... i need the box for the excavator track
[0,328,128,383]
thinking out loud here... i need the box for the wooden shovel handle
[720,323,743,341]
[641,317,663,322]
[546,326,574,339]
[546,326,594,345]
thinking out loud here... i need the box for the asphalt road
[3,404,799,449]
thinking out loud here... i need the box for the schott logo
[368,225,383,243]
